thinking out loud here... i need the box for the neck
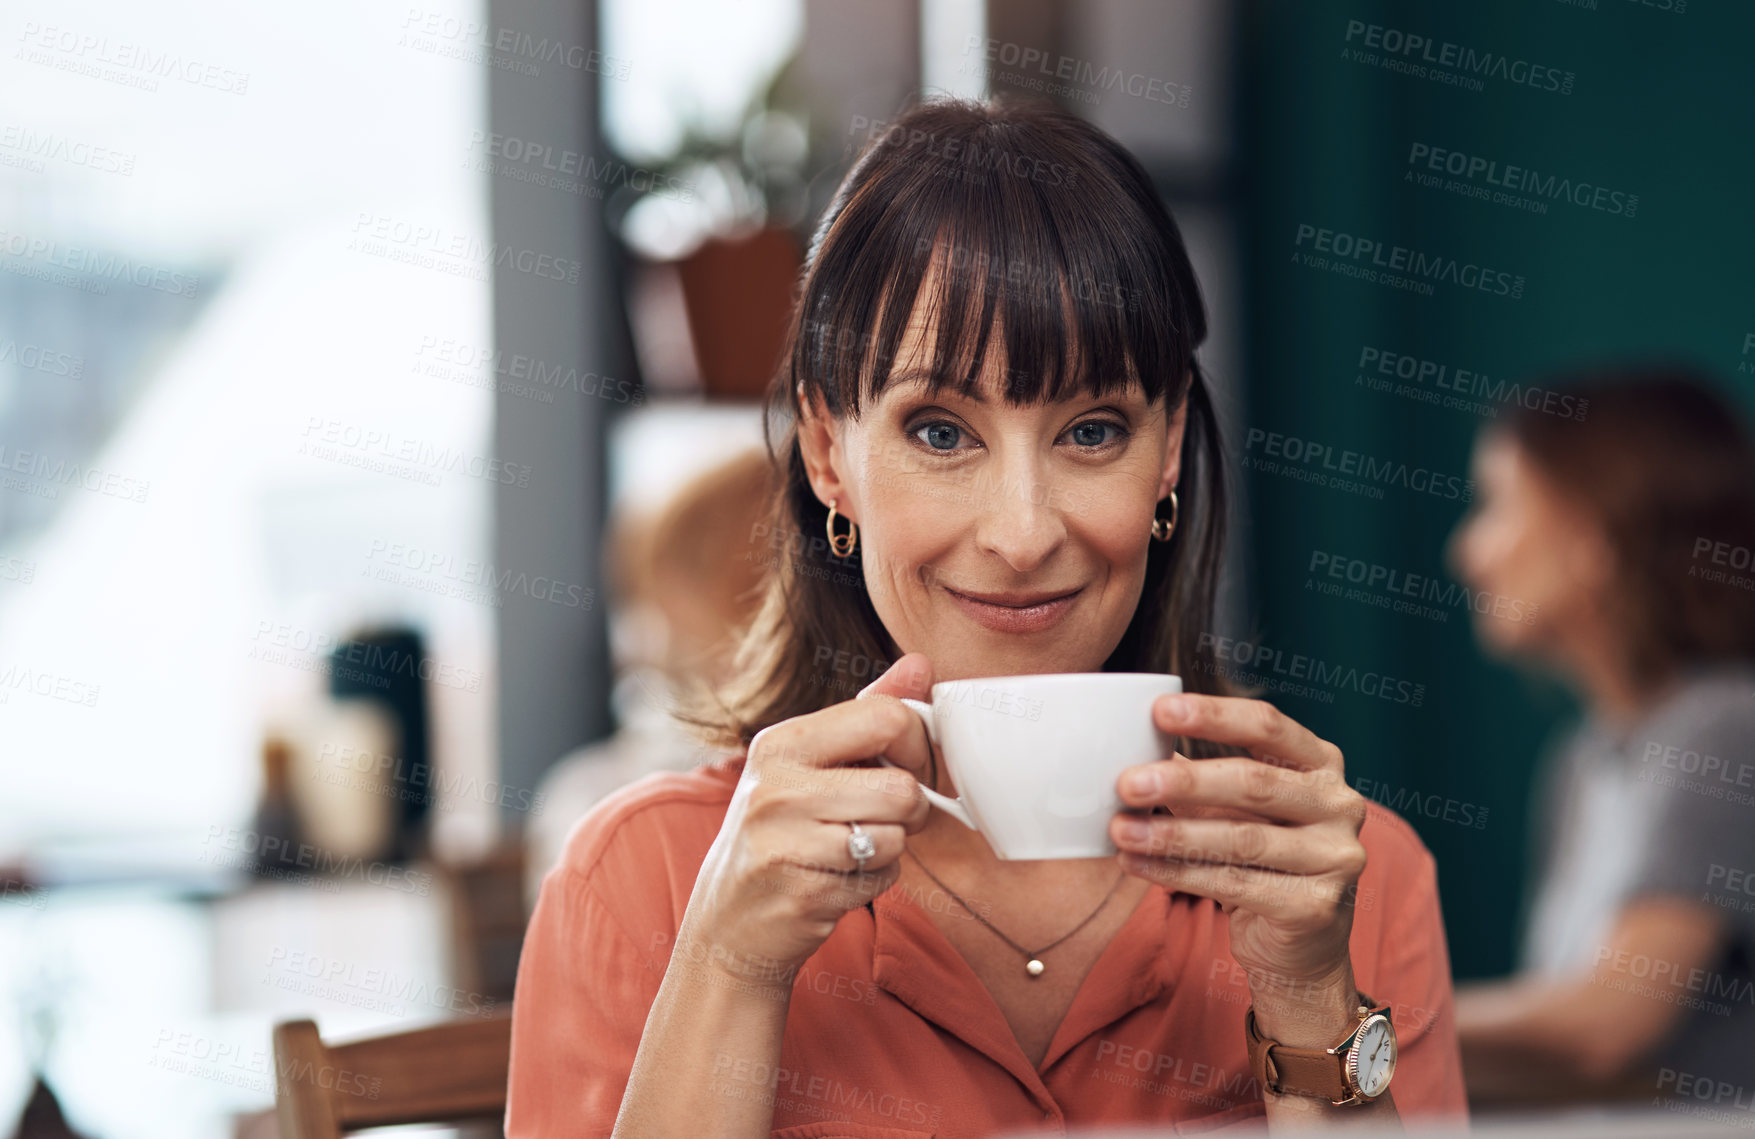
[1557,621,1666,731]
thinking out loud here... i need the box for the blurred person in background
[507,98,1466,1137]
[1449,368,1755,1107]
[524,447,772,903]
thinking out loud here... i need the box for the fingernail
[1120,819,1150,842]
[1160,695,1189,722]
[1126,769,1160,797]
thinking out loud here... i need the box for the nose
[1444,512,1482,586]
[971,458,1068,573]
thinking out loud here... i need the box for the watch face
[1350,1016,1396,1098]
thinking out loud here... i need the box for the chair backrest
[272,1015,512,1139]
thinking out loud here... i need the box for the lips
[943,585,1082,634]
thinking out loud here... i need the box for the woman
[1449,370,1755,1105]
[507,98,1465,1137]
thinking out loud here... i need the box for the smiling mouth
[942,585,1083,633]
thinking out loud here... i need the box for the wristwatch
[1245,992,1396,1105]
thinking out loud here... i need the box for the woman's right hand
[677,653,938,988]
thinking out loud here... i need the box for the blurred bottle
[246,735,305,879]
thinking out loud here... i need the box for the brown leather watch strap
[1245,991,1378,1103]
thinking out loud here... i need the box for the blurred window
[0,0,492,857]
[600,0,802,164]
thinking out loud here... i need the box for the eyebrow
[887,369,1150,410]
[886,369,987,404]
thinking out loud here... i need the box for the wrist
[664,927,799,1005]
[1247,963,1360,1050]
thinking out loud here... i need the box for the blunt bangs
[791,97,1207,418]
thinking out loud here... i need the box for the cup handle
[884,698,979,833]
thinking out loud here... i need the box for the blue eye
[1069,421,1122,447]
[914,422,964,451]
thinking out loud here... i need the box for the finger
[752,759,930,828]
[766,858,901,911]
[861,694,936,783]
[791,819,907,877]
[767,821,908,905]
[857,651,933,703]
[1110,814,1367,878]
[1116,853,1358,921]
[1116,756,1350,825]
[856,653,936,782]
[751,677,930,776]
[819,778,934,833]
[1107,750,1233,825]
[1154,693,1342,773]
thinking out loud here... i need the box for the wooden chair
[272,1014,512,1138]
[439,840,528,1005]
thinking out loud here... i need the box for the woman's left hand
[1109,692,1370,1020]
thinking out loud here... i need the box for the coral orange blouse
[506,754,1467,1137]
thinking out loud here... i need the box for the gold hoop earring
[1150,491,1179,542]
[827,498,859,557]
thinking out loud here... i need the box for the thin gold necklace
[904,849,1129,979]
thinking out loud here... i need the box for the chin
[1471,610,1543,661]
[938,638,1113,681]
[932,647,1045,682]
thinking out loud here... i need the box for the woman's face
[1445,431,1611,661]
[798,285,1185,683]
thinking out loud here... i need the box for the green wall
[1235,0,1755,977]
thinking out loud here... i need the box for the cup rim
[929,671,1181,694]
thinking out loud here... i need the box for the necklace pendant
[1025,958,1045,977]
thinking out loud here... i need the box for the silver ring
[847,821,876,871]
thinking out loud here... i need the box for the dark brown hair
[677,97,1229,754]
[1498,366,1755,687]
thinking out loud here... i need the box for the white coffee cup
[883,672,1181,860]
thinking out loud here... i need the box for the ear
[796,385,857,520]
[1157,373,1191,500]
